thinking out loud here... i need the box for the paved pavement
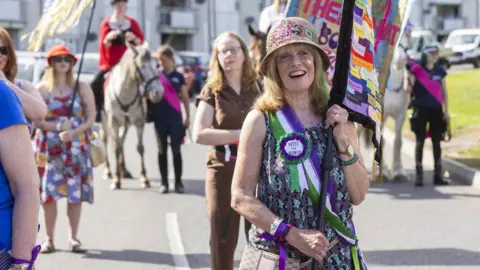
[35,104,480,270]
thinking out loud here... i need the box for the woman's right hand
[60,119,73,131]
[285,227,330,262]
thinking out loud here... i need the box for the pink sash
[159,71,182,114]
[410,63,444,105]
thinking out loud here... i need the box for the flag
[286,0,414,162]
[20,0,94,52]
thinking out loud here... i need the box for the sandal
[40,240,55,254]
[68,239,87,253]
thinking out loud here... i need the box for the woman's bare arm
[337,122,369,205]
[73,82,97,135]
[231,110,278,232]
[9,80,47,121]
[0,124,40,260]
[192,100,239,145]
[180,84,190,124]
[32,84,57,131]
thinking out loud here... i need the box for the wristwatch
[270,218,283,236]
[338,144,354,156]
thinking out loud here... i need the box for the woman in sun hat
[33,44,96,254]
[232,17,369,269]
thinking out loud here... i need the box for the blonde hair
[205,32,258,93]
[41,65,75,91]
[255,43,330,117]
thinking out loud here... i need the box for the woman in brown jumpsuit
[192,32,260,270]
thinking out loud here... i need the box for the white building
[0,0,269,54]
[409,0,480,40]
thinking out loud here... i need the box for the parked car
[74,52,100,83]
[407,29,452,68]
[444,28,480,68]
[176,51,210,96]
[16,51,48,85]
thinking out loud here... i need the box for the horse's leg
[101,111,112,180]
[136,123,150,188]
[110,121,122,190]
[113,123,129,189]
[120,125,134,179]
[393,108,408,181]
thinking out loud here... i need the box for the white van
[407,29,452,68]
[444,28,480,68]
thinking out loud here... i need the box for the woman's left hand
[325,104,350,145]
[59,130,75,142]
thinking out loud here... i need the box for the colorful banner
[20,0,94,52]
[286,0,412,147]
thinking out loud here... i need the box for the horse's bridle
[113,60,159,115]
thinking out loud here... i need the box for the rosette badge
[277,132,311,165]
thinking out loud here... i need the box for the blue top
[411,64,447,109]
[154,70,186,117]
[0,80,27,251]
[162,70,185,94]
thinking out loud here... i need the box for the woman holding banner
[232,17,369,269]
[408,45,450,187]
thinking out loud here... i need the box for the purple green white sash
[268,105,365,270]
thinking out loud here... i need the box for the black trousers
[153,101,185,186]
[410,107,445,170]
[90,69,108,122]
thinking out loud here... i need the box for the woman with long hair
[33,45,96,254]
[0,27,46,128]
[258,0,288,33]
[154,45,190,194]
[232,17,369,269]
[90,0,144,121]
[192,32,260,270]
[408,45,450,186]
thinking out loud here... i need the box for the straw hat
[260,17,330,75]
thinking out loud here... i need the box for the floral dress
[247,113,367,270]
[33,91,94,204]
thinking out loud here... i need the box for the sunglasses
[0,46,7,56]
[51,56,73,63]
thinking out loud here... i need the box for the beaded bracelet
[341,153,359,166]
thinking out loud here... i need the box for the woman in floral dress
[231,17,369,269]
[33,45,96,254]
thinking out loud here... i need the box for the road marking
[166,212,191,270]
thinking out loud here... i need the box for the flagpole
[69,0,97,117]
[313,0,355,268]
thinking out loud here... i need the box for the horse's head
[248,24,268,75]
[126,41,164,103]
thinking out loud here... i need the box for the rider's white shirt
[259,4,286,33]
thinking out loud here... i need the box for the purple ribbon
[11,245,41,270]
[260,221,288,270]
[281,104,323,189]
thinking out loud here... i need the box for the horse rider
[258,0,287,33]
[90,0,144,122]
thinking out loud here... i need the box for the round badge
[277,132,311,164]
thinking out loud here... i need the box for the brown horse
[248,23,269,77]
